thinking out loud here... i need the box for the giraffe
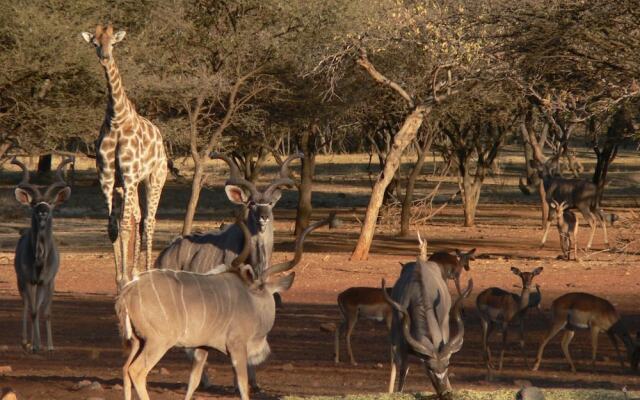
[82,24,167,288]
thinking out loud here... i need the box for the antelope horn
[264,212,339,278]
[264,152,303,196]
[381,278,436,358]
[44,157,74,199]
[210,152,259,198]
[443,278,473,355]
[11,157,31,186]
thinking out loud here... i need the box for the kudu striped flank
[12,157,73,352]
[116,213,338,400]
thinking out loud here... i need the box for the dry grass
[286,388,636,400]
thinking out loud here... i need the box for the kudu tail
[115,287,135,351]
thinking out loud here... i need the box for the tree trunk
[37,154,52,175]
[351,106,428,260]
[400,132,435,237]
[295,129,316,236]
[461,173,482,227]
[182,161,204,236]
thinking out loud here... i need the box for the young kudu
[549,200,579,261]
[330,286,393,365]
[12,157,73,352]
[381,233,473,398]
[536,160,608,249]
[476,267,543,379]
[532,292,640,373]
[117,213,337,400]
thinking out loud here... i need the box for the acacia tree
[305,0,496,259]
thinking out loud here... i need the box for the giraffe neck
[102,57,135,122]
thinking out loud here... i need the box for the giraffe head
[81,24,126,64]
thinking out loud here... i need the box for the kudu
[428,248,476,297]
[329,286,393,365]
[155,152,302,277]
[536,160,608,249]
[476,267,543,378]
[12,157,73,352]
[532,292,640,373]
[117,212,337,400]
[381,233,472,398]
[549,200,579,261]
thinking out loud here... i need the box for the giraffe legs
[130,189,142,278]
[120,183,139,282]
[144,168,166,271]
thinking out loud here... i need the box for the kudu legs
[128,338,172,400]
[388,345,410,393]
[21,284,54,352]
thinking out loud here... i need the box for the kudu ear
[468,248,477,260]
[51,187,71,206]
[15,188,33,206]
[510,266,521,276]
[532,266,544,276]
[238,264,256,284]
[225,185,250,205]
[266,272,295,294]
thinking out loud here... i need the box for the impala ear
[266,272,295,294]
[532,266,544,276]
[225,185,250,205]
[113,30,126,43]
[468,248,477,260]
[510,266,521,276]
[81,32,94,43]
[15,188,33,206]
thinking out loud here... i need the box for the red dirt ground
[1,203,639,399]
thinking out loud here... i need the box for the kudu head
[211,152,303,234]
[382,278,473,397]
[12,157,73,230]
[231,212,340,297]
[454,248,477,272]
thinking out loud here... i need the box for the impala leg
[518,319,529,369]
[123,335,141,400]
[480,319,495,370]
[561,330,576,373]
[228,341,250,400]
[533,319,566,371]
[185,348,209,400]
[590,327,600,373]
[498,325,509,372]
[585,214,597,250]
[129,339,171,400]
[346,311,358,365]
[596,209,609,247]
[607,332,626,370]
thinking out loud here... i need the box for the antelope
[532,292,640,373]
[117,213,337,400]
[329,286,393,365]
[476,266,543,378]
[155,152,302,277]
[549,200,579,261]
[11,157,73,352]
[535,160,608,249]
[381,232,472,398]
[154,152,301,388]
[428,248,476,296]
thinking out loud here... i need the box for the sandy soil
[0,151,639,399]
